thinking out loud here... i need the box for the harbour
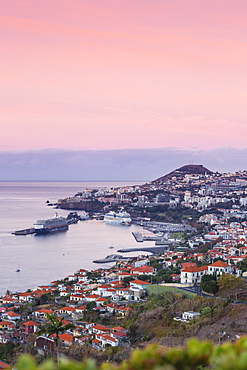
[0,181,146,295]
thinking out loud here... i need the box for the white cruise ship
[104,211,132,226]
[33,213,68,234]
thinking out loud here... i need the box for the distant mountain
[153,164,213,183]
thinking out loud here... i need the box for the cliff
[58,200,104,212]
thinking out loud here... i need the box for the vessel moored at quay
[103,210,132,225]
[33,213,69,234]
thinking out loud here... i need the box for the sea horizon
[0,180,146,183]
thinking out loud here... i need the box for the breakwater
[93,254,131,264]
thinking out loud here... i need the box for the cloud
[0,147,247,181]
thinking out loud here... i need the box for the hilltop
[152,164,213,184]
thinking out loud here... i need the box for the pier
[117,245,174,255]
[132,231,161,242]
[93,254,131,264]
[132,231,175,244]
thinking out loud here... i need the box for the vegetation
[37,314,74,357]
[237,257,247,273]
[87,271,103,282]
[15,336,247,370]
[0,342,21,364]
[0,342,38,366]
[146,285,196,299]
[131,204,201,223]
[217,274,246,300]
[201,275,219,295]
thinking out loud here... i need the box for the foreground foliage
[16,336,247,370]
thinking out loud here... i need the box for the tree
[36,314,74,361]
[86,301,96,311]
[217,274,246,300]
[201,252,211,265]
[201,275,218,295]
[123,276,134,287]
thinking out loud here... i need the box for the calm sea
[0,181,151,296]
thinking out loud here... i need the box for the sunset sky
[1,0,247,151]
[1,1,247,180]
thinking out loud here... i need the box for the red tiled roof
[92,338,101,344]
[93,324,110,332]
[210,261,229,268]
[182,266,208,273]
[87,294,101,299]
[181,262,197,268]
[60,307,76,312]
[36,309,54,314]
[130,279,151,285]
[7,311,20,317]
[0,360,11,368]
[58,333,73,342]
[22,320,39,327]
[76,305,87,310]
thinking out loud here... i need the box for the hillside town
[2,165,247,366]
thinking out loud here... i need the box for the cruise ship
[34,213,69,234]
[104,211,131,226]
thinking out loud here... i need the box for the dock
[93,254,131,264]
[132,232,143,242]
[12,228,35,235]
[132,231,174,243]
[117,245,174,255]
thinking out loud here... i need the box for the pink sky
[1,0,247,151]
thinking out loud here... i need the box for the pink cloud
[1,0,247,151]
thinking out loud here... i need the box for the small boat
[16,264,20,272]
[109,246,114,249]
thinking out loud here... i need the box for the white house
[180,266,208,284]
[182,311,201,321]
[95,333,119,348]
[207,261,232,276]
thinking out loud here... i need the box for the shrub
[15,336,247,370]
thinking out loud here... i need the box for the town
[1,164,247,366]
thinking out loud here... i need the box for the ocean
[0,181,151,296]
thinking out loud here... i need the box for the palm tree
[36,313,74,361]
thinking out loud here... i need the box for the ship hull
[34,224,68,234]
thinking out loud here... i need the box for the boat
[103,210,131,225]
[80,212,89,221]
[33,213,69,234]
[12,228,35,235]
[66,212,80,224]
